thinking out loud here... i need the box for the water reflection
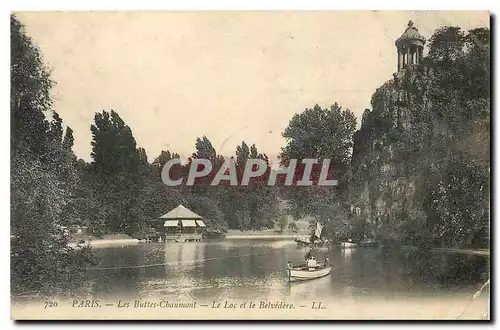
[341,247,354,262]
[84,240,489,307]
[136,243,208,299]
[85,245,145,299]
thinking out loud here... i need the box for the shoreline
[68,238,140,248]
[224,229,309,240]
[224,235,296,240]
[67,235,490,256]
[430,247,489,256]
[68,233,302,248]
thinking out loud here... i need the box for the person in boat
[307,256,317,269]
[305,250,317,269]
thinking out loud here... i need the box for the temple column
[397,49,401,71]
[407,46,411,65]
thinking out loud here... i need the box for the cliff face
[348,65,434,244]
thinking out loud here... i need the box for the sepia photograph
[10,10,490,320]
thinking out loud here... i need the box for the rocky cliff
[340,27,489,248]
[348,65,436,245]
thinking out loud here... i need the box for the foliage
[183,137,278,232]
[11,14,490,301]
[233,141,277,230]
[288,221,298,232]
[280,103,357,237]
[10,15,96,295]
[89,110,151,234]
[277,212,288,232]
[349,26,490,248]
[186,195,228,235]
[419,27,490,247]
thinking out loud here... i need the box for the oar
[286,261,292,283]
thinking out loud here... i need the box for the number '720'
[44,301,58,309]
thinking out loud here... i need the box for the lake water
[75,239,489,319]
[12,239,490,320]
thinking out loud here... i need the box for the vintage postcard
[10,11,490,320]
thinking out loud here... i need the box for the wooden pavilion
[156,204,206,242]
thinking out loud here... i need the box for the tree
[187,195,228,236]
[62,126,74,151]
[192,136,217,161]
[426,26,466,63]
[423,152,489,247]
[67,160,107,235]
[152,150,180,171]
[420,26,490,247]
[11,14,95,294]
[281,103,357,171]
[280,103,357,231]
[180,136,230,233]
[235,141,250,172]
[348,25,490,248]
[89,110,147,234]
[11,15,53,161]
[277,212,288,233]
[232,141,278,230]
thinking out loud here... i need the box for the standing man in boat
[309,221,324,247]
[306,253,317,269]
[305,247,318,269]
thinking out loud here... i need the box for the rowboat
[286,258,331,282]
[295,236,328,248]
[294,236,311,247]
[341,242,358,248]
[359,239,379,248]
[295,222,328,248]
[341,239,358,249]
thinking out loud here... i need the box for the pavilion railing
[164,233,203,242]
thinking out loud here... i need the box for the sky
[15,11,489,165]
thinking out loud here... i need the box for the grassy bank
[68,233,138,248]
[224,229,307,240]
[386,245,490,256]
[431,247,489,256]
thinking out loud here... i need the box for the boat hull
[359,241,379,248]
[341,242,358,248]
[287,266,332,282]
[295,237,327,248]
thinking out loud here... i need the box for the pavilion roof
[159,204,203,220]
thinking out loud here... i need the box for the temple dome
[395,20,426,72]
[395,21,426,47]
